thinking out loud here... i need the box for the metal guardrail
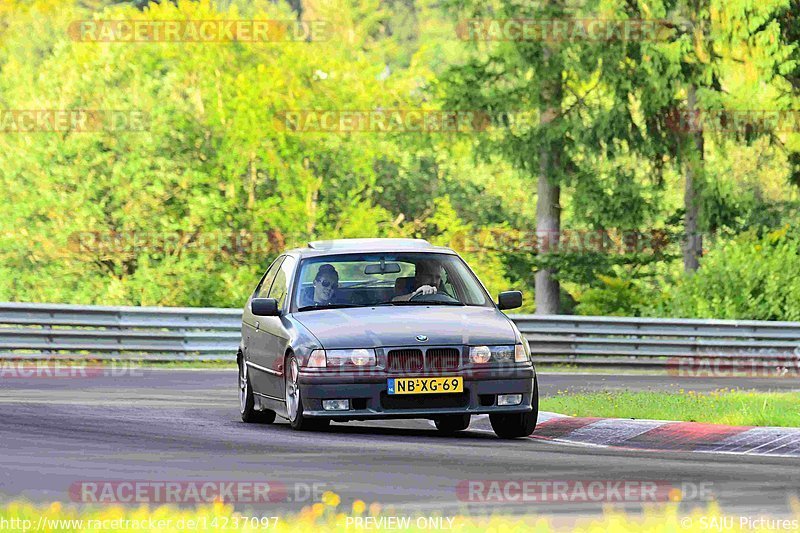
[0,302,241,361]
[1,302,799,367]
[513,315,800,369]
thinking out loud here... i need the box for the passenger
[301,264,339,307]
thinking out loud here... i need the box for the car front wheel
[239,357,276,424]
[489,375,539,439]
[285,355,330,431]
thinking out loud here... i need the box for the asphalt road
[1,369,799,518]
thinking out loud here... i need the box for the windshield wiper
[375,301,465,306]
[296,304,368,312]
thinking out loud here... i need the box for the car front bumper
[297,366,536,420]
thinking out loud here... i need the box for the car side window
[267,256,297,309]
[254,256,285,299]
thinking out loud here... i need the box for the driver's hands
[413,285,437,296]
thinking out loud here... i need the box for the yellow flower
[212,500,228,514]
[321,491,341,507]
[352,500,366,514]
[48,501,62,514]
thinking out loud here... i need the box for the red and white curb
[531,415,800,458]
[465,413,800,457]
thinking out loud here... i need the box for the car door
[257,255,297,400]
[244,256,284,396]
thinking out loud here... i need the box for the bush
[574,274,650,316]
[649,227,800,321]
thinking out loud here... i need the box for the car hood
[291,306,516,349]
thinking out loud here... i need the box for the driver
[393,262,443,302]
[300,264,339,307]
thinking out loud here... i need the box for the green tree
[0,0,408,305]
[637,0,798,271]
[0,0,534,307]
[440,0,672,313]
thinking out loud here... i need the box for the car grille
[387,349,424,372]
[380,391,470,410]
[425,348,460,371]
[386,347,462,373]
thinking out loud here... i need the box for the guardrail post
[43,309,53,357]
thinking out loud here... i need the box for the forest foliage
[0,0,798,318]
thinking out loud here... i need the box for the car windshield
[293,253,492,311]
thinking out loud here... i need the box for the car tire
[240,357,276,424]
[285,355,330,431]
[489,375,539,439]
[434,414,471,434]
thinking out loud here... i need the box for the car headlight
[469,345,517,364]
[306,349,376,368]
[469,345,491,363]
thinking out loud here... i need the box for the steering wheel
[409,291,459,304]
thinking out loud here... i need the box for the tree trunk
[535,45,563,315]
[247,151,257,210]
[286,0,304,19]
[535,161,561,314]
[683,84,704,272]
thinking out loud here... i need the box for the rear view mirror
[251,297,280,316]
[364,262,401,275]
[497,291,523,311]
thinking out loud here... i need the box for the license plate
[387,377,463,395]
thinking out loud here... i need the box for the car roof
[284,238,458,258]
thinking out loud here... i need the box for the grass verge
[541,389,800,427]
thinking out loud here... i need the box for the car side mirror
[251,297,280,317]
[497,291,523,311]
